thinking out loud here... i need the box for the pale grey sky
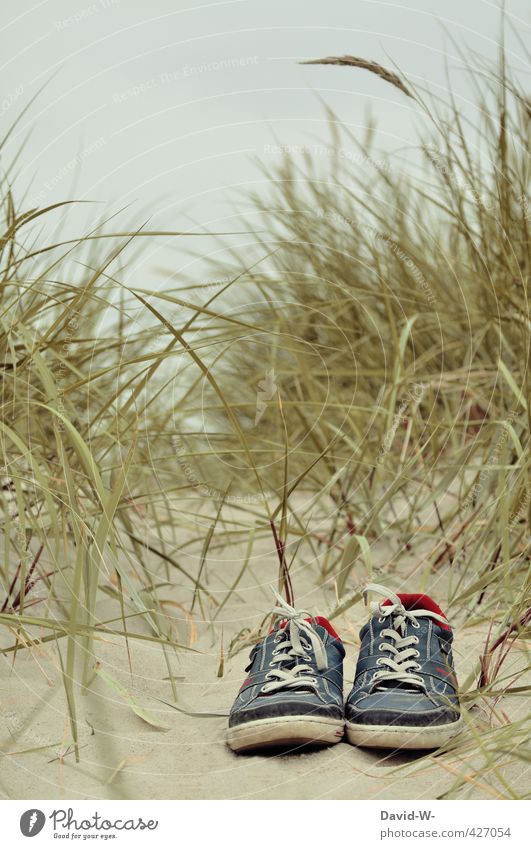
[2,0,530,284]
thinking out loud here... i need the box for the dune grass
[184,49,530,795]
[0,46,529,798]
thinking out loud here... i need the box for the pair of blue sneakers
[227,584,463,753]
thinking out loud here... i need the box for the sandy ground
[0,510,528,800]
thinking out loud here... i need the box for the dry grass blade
[300,55,413,97]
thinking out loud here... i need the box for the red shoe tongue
[382,593,451,630]
[273,616,342,641]
[310,616,341,640]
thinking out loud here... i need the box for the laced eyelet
[378,643,386,651]
[376,657,384,666]
[260,685,270,693]
[414,650,420,658]
[412,621,420,629]
[273,635,281,643]
[268,660,278,667]
[412,636,419,644]
[303,655,311,662]
[378,616,385,623]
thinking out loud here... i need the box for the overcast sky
[2,0,530,284]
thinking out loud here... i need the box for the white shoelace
[261,592,328,695]
[364,583,451,693]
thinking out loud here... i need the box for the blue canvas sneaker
[345,584,463,750]
[227,594,345,752]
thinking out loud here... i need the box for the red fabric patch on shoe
[270,616,342,641]
[382,593,451,631]
[312,616,341,640]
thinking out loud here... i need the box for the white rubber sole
[227,715,345,753]
[346,717,464,750]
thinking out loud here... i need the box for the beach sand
[0,505,526,800]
